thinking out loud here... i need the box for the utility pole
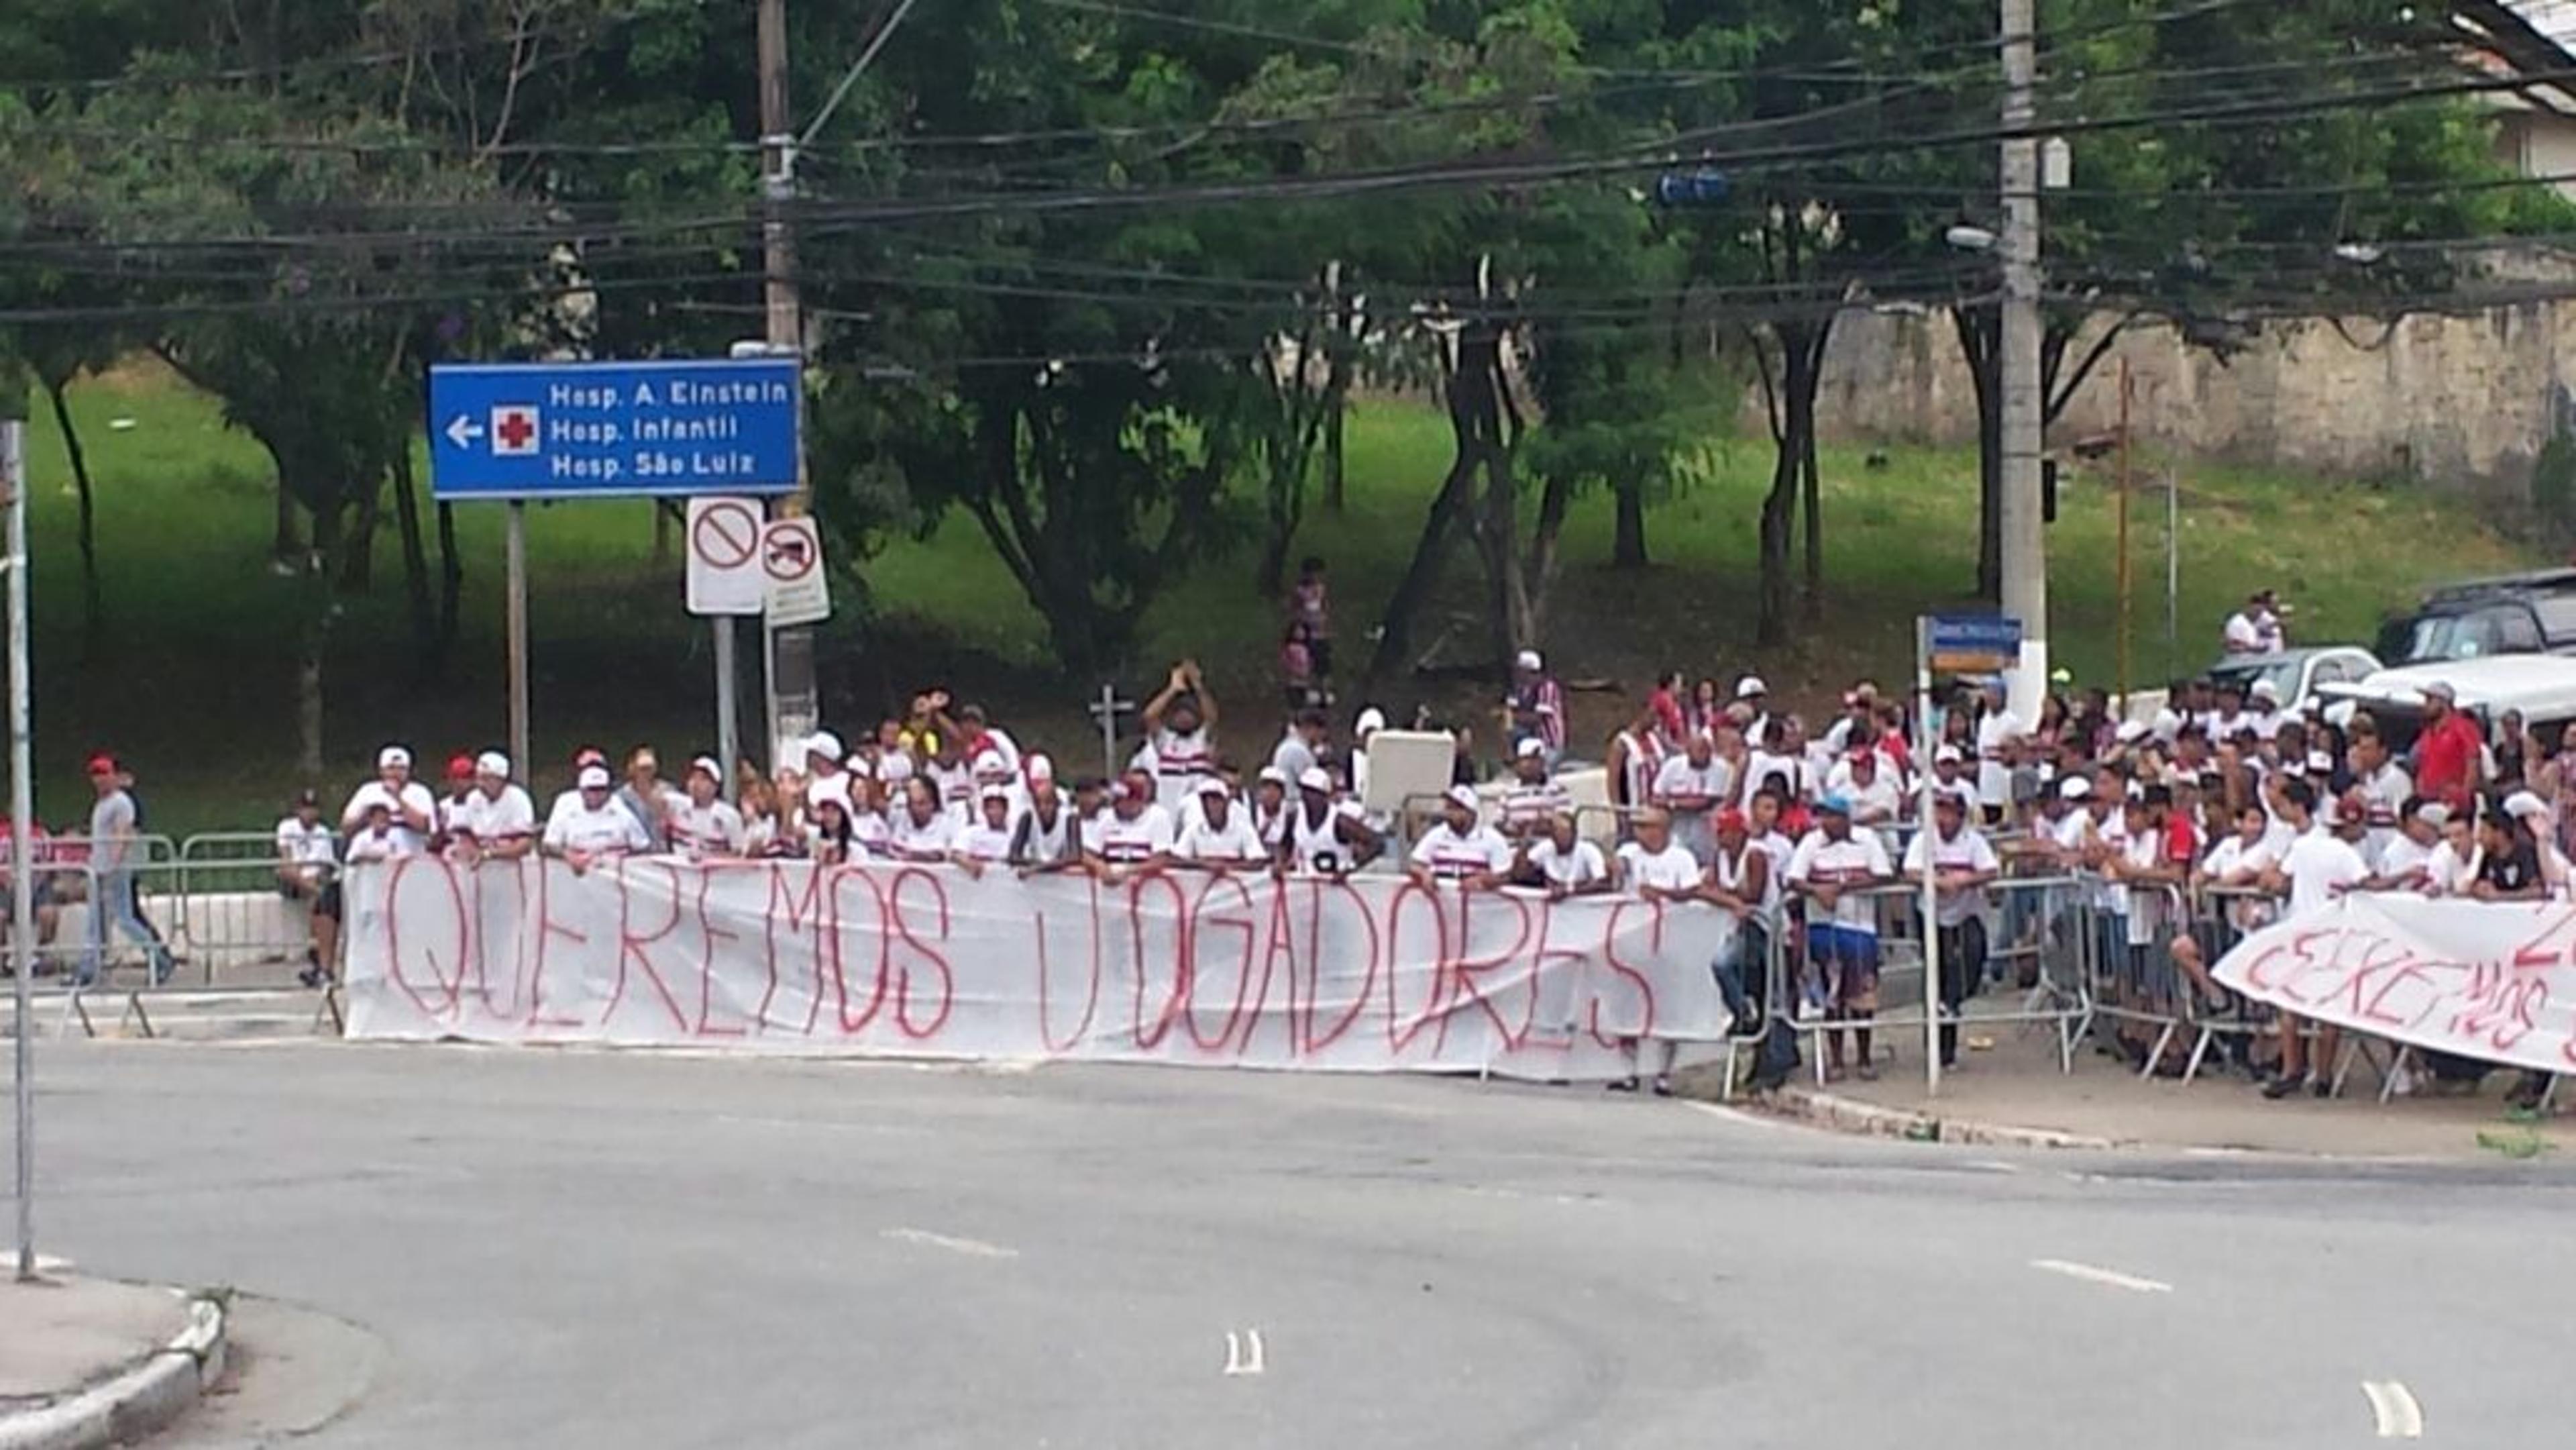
[5,417,35,1281]
[758,0,818,764]
[1998,0,2049,720]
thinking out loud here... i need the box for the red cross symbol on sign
[491,405,541,456]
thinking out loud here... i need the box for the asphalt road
[11,1042,2575,1448]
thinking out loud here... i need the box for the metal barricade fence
[169,831,337,980]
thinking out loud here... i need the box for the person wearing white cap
[667,757,746,861]
[1349,706,1388,805]
[2252,778,2369,1098]
[542,763,651,872]
[1248,766,1292,854]
[804,731,857,818]
[1008,756,1086,874]
[1282,766,1380,877]
[1408,784,1511,889]
[1925,744,1981,817]
[1503,649,1566,765]
[2367,798,2445,894]
[1499,737,1572,841]
[2244,677,2286,741]
[1654,728,1733,864]
[447,752,538,865]
[1175,778,1267,867]
[1090,768,1177,882]
[1143,659,1221,811]
[341,745,438,858]
[949,786,1020,878]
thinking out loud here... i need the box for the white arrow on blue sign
[427,358,802,501]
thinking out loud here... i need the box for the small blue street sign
[428,358,800,501]
[1926,614,2024,672]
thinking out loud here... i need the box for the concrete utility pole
[1999,0,2049,719]
[758,0,818,761]
[5,418,35,1281]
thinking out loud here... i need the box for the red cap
[573,746,609,770]
[84,752,119,777]
[1716,808,1749,834]
[1847,749,1876,766]
[445,753,476,781]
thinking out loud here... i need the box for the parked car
[2318,654,2576,756]
[2375,567,2576,665]
[2118,645,2381,726]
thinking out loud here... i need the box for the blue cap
[1818,794,1854,816]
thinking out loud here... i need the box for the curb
[0,1289,229,1450]
[1756,1083,2127,1151]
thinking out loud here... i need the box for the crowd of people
[9,619,2565,1107]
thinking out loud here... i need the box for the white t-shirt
[1095,805,1177,864]
[341,780,438,856]
[2280,831,2368,918]
[806,768,857,818]
[2357,762,2413,858]
[849,810,892,861]
[1975,711,2024,807]
[1904,824,2000,927]
[448,785,538,847]
[1150,727,1216,809]
[543,798,652,856]
[1410,823,1513,880]
[888,810,955,862]
[1500,778,1573,837]
[275,817,335,868]
[1269,733,1319,785]
[1654,756,1734,814]
[1177,808,1268,865]
[2426,839,2481,896]
[1739,750,1808,807]
[1615,841,1703,894]
[2223,611,2263,653]
[953,821,1016,864]
[2375,833,2434,890]
[667,798,747,859]
[1525,837,1609,891]
[343,825,405,864]
[1788,829,1892,932]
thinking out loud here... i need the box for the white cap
[1444,784,1480,812]
[2059,776,2093,801]
[1735,674,1768,698]
[577,764,612,790]
[1258,766,1290,788]
[378,745,413,770]
[805,731,846,764]
[979,784,1013,805]
[2506,790,2551,821]
[688,755,722,780]
[1933,744,1964,766]
[877,751,914,784]
[1026,754,1055,784]
[1514,649,1544,672]
[1515,737,1547,760]
[2249,678,2283,703]
[2307,750,2335,773]
[1195,777,1231,798]
[971,749,1010,777]
[474,750,511,777]
[2416,802,2453,827]
[1354,707,1387,735]
[2422,680,2458,703]
[1298,766,1333,794]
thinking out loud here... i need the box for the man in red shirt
[2412,682,2485,809]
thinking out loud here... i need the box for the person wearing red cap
[1089,769,1176,882]
[435,754,477,847]
[77,751,173,986]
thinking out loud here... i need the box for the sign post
[429,359,802,778]
[686,497,767,788]
[1919,613,2023,1098]
[4,419,34,1281]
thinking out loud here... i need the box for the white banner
[2212,893,2576,1075]
[342,859,1737,1079]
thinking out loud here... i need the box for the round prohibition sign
[691,501,760,570]
[764,524,818,582]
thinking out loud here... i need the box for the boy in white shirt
[951,786,1019,878]
[1175,780,1268,868]
[1903,792,2000,1069]
[1788,796,1894,1080]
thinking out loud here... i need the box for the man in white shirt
[1904,793,2000,1069]
[1829,749,1902,827]
[542,764,653,874]
[2369,798,2441,893]
[1499,739,1573,841]
[1407,785,1512,889]
[447,752,538,864]
[1517,812,1610,897]
[1788,796,1894,1080]
[1009,757,1087,875]
[1142,660,1220,810]
[667,757,746,861]
[1654,730,1733,864]
[1972,686,2023,827]
[274,788,339,987]
[1923,745,1980,818]
[2257,779,2369,1098]
[1613,807,1703,900]
[1091,770,1177,882]
[2350,731,2413,864]
[1176,780,1268,868]
[2244,678,2287,742]
[1269,708,1330,786]
[2222,592,2273,655]
[341,745,438,858]
[951,786,1020,878]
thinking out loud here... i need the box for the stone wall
[1810,295,2576,495]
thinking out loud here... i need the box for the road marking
[2028,1258,2173,1294]
[1677,1100,1790,1131]
[2361,1381,2424,1439]
[881,1228,1018,1259]
[1222,1329,1268,1376]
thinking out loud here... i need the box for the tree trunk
[390,449,434,659]
[1758,319,1824,646]
[1799,425,1823,618]
[653,499,673,566]
[1612,478,1649,568]
[1953,305,2004,602]
[1366,439,1476,684]
[1323,383,1348,514]
[435,500,464,676]
[297,499,342,780]
[272,478,303,566]
[338,475,380,593]
[42,374,103,643]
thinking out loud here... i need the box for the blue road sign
[428,358,800,501]
[1926,614,2024,673]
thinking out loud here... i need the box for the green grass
[8,362,2546,835]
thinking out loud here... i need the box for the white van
[2317,655,2576,754]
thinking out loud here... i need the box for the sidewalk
[1732,1017,2576,1161]
[0,1271,228,1450]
